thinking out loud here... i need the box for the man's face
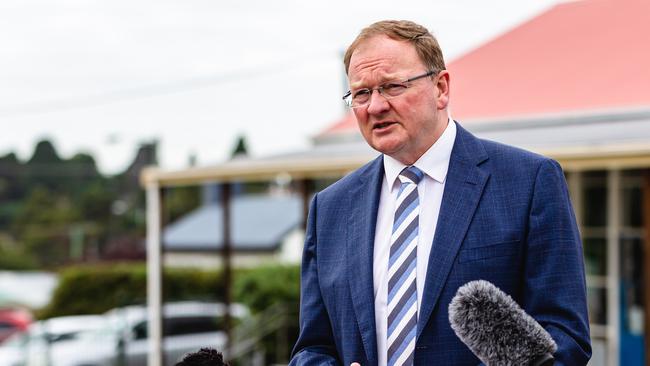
[347,35,449,165]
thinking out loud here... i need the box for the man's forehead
[348,71,402,89]
[347,57,413,88]
[347,36,421,86]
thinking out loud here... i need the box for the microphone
[448,280,557,366]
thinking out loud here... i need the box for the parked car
[0,332,26,366]
[98,301,249,366]
[0,314,110,366]
[0,308,32,344]
[0,302,247,366]
[106,302,248,366]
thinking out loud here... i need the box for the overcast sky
[0,0,564,174]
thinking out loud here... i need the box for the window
[131,316,225,339]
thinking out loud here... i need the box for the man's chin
[370,143,404,159]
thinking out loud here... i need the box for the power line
[0,64,292,118]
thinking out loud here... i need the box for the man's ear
[436,70,450,110]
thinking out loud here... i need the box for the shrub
[38,263,300,319]
[233,264,300,313]
[38,263,224,318]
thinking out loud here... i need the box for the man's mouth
[373,121,396,130]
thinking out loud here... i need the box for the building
[143,0,649,364]
[162,191,304,267]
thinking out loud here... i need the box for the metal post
[147,182,163,366]
[567,170,583,233]
[607,169,621,366]
[222,182,233,358]
[643,170,650,366]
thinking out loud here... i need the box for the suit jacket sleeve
[524,159,592,365]
[289,194,341,366]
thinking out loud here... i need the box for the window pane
[622,186,642,227]
[583,238,607,276]
[583,185,607,227]
[587,287,607,325]
[133,322,147,340]
[164,316,220,336]
[620,237,644,335]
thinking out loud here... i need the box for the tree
[231,135,248,158]
[24,139,64,193]
[0,152,24,200]
[12,186,79,266]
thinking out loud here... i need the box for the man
[290,20,591,365]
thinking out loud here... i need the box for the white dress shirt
[373,119,456,366]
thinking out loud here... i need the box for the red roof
[449,0,650,120]
[317,112,356,136]
[319,0,650,136]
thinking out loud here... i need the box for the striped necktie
[387,166,424,366]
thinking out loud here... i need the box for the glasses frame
[342,70,437,108]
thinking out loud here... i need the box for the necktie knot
[399,166,424,185]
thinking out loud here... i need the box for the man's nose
[366,89,390,115]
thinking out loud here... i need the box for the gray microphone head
[448,280,557,366]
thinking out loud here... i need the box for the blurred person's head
[175,348,229,366]
[343,20,450,165]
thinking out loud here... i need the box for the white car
[98,301,249,366]
[0,332,26,366]
[0,314,111,366]
[0,302,247,366]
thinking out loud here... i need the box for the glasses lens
[381,82,408,97]
[351,89,371,107]
[343,78,415,108]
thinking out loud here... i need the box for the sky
[0,0,565,174]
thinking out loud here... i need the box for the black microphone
[448,280,557,366]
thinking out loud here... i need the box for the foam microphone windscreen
[448,280,557,366]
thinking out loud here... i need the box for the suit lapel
[417,124,490,339]
[347,156,383,365]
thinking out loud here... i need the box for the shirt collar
[383,118,457,192]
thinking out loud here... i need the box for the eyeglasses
[342,70,437,108]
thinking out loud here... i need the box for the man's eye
[353,89,371,100]
[382,83,407,96]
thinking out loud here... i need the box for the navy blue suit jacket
[290,123,591,365]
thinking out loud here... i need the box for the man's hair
[175,348,229,366]
[343,20,446,75]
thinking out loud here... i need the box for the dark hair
[175,348,229,366]
[344,20,446,75]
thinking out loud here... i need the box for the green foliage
[1,140,101,200]
[39,263,301,365]
[233,265,300,314]
[24,140,65,193]
[231,135,248,158]
[164,186,201,223]
[38,263,147,318]
[163,267,224,303]
[0,236,37,270]
[38,263,225,318]
[38,263,301,319]
[13,187,79,230]
[63,153,103,199]
[78,181,114,222]
[28,140,62,164]
[0,139,155,265]
[233,265,301,365]
[0,201,21,230]
[11,187,80,266]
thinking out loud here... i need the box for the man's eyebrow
[349,73,402,89]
